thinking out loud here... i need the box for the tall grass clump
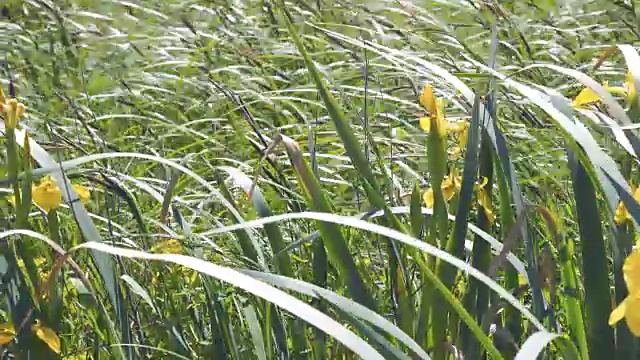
[0,0,639,358]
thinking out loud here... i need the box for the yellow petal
[32,320,60,354]
[419,85,438,115]
[615,201,631,225]
[32,176,62,213]
[517,273,527,287]
[625,294,640,336]
[608,86,627,96]
[7,195,16,208]
[632,187,640,202]
[457,124,469,150]
[626,72,637,106]
[0,323,15,345]
[609,298,627,326]
[623,250,640,294]
[423,188,434,208]
[419,117,431,132]
[478,188,495,225]
[451,168,462,192]
[476,176,489,189]
[442,177,456,201]
[72,184,91,203]
[434,98,447,139]
[573,87,601,108]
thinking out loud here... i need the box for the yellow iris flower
[32,176,62,213]
[0,89,26,130]
[71,184,91,203]
[573,73,637,108]
[419,85,448,139]
[419,86,469,158]
[609,250,640,336]
[423,170,494,223]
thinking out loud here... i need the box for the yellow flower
[477,187,495,225]
[418,86,470,159]
[625,72,638,106]
[0,323,15,345]
[419,85,447,139]
[423,170,490,208]
[72,184,91,203]
[7,194,16,208]
[573,74,637,108]
[423,188,435,208]
[614,186,640,225]
[442,168,461,201]
[423,172,494,224]
[450,122,469,159]
[32,176,62,213]
[419,85,438,116]
[609,250,640,336]
[573,86,603,108]
[1,98,25,130]
[151,239,184,254]
[423,169,460,208]
[32,319,60,353]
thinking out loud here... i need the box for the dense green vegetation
[1,0,640,358]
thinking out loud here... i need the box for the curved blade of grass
[202,211,545,330]
[239,269,431,360]
[619,44,640,105]
[121,275,157,315]
[332,304,411,360]
[526,63,638,158]
[363,207,529,283]
[3,151,247,224]
[279,7,414,318]
[214,170,264,268]
[70,242,386,360]
[480,95,545,320]
[463,121,494,358]
[514,332,560,360]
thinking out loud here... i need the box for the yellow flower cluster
[418,85,494,224]
[0,89,25,130]
[610,250,640,336]
[422,168,495,224]
[573,72,637,108]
